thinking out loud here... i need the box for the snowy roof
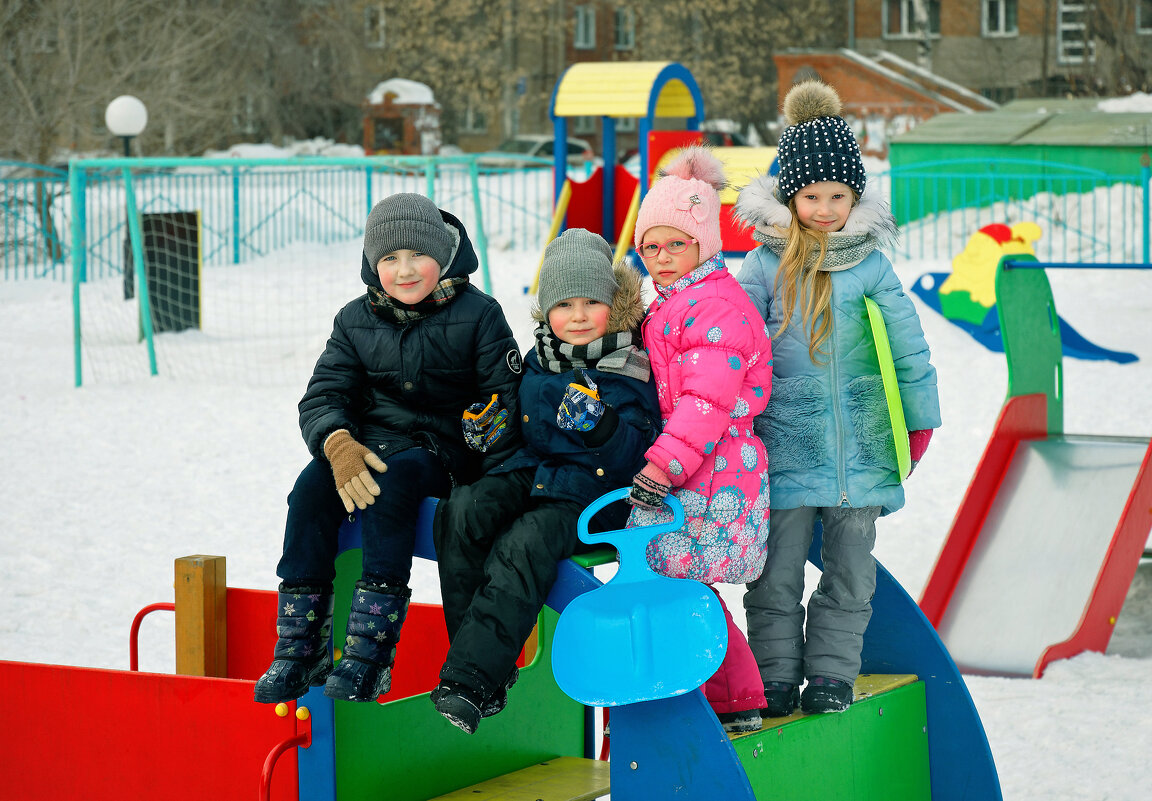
[366,79,437,107]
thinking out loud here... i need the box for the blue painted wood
[610,691,755,801]
[808,527,1003,801]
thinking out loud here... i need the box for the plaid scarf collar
[652,252,726,305]
[533,324,651,382]
[366,277,468,324]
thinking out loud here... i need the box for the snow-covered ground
[3,213,1151,798]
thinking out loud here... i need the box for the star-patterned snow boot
[323,580,411,702]
[253,584,334,704]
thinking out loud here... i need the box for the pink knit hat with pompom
[634,146,727,261]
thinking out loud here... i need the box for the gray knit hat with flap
[363,193,453,269]
[775,81,866,202]
[538,228,618,315]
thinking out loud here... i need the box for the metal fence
[3,155,1149,285]
[1,161,70,280]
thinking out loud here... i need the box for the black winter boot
[761,681,800,718]
[800,676,855,714]
[254,585,334,704]
[324,580,411,702]
[431,680,485,734]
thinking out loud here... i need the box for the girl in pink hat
[628,146,773,733]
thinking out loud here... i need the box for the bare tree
[631,0,845,145]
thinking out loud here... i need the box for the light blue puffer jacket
[734,180,941,515]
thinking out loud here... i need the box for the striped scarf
[366,277,468,323]
[533,324,651,382]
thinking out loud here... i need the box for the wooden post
[174,555,227,677]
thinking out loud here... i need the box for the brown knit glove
[323,429,388,513]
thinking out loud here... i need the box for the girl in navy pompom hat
[733,80,941,716]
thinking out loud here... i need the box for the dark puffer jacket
[298,208,522,485]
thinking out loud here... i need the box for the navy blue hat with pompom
[775,81,865,202]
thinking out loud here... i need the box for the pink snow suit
[628,256,773,584]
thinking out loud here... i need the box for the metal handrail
[128,602,174,671]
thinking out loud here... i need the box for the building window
[882,0,940,38]
[615,7,635,50]
[982,0,1017,37]
[573,115,597,135]
[1138,0,1152,33]
[575,4,596,49]
[460,103,487,134]
[616,116,637,133]
[1057,1,1096,64]
[364,5,385,49]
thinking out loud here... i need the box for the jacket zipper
[829,306,849,507]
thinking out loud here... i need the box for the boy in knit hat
[254,192,523,706]
[430,228,660,734]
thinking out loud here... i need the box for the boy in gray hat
[254,193,523,706]
[430,228,660,734]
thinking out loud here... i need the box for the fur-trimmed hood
[531,261,646,335]
[733,173,899,250]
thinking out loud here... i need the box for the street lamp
[105,95,148,157]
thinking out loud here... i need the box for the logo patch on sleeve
[506,349,523,374]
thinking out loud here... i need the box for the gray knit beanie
[363,193,453,270]
[538,228,617,315]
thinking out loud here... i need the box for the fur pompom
[782,81,842,127]
[658,146,727,191]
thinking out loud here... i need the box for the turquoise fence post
[232,164,241,264]
[1141,157,1150,264]
[425,158,435,202]
[468,157,492,295]
[123,167,158,377]
[70,164,85,387]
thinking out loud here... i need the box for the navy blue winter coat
[298,208,522,485]
[493,349,660,507]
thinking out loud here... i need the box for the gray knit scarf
[533,323,651,381]
[753,229,879,272]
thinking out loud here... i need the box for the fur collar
[531,260,646,335]
[733,174,899,250]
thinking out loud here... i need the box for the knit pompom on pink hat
[634,146,727,262]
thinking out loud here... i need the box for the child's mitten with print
[629,462,671,510]
[462,394,510,452]
[323,429,388,514]
[557,369,605,432]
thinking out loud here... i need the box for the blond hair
[771,195,848,364]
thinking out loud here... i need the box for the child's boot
[800,676,854,714]
[430,680,486,734]
[761,681,800,718]
[717,709,762,734]
[324,580,410,702]
[254,584,334,703]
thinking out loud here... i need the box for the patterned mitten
[629,462,671,510]
[557,369,604,432]
[462,394,510,453]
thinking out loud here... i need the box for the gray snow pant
[743,505,880,685]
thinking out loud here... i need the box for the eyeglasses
[638,237,698,259]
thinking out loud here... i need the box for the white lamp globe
[105,95,148,137]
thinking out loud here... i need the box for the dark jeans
[433,468,583,695]
[277,447,451,589]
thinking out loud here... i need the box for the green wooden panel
[734,682,930,801]
[331,549,587,801]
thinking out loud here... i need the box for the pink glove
[908,429,933,475]
[629,462,671,510]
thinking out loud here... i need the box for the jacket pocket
[754,375,826,472]
[846,374,896,469]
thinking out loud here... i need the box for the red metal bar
[128,602,174,671]
[260,708,312,801]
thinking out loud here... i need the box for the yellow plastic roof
[717,147,777,205]
[553,62,701,118]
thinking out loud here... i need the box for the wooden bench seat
[428,756,610,801]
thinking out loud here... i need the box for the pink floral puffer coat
[628,256,773,585]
